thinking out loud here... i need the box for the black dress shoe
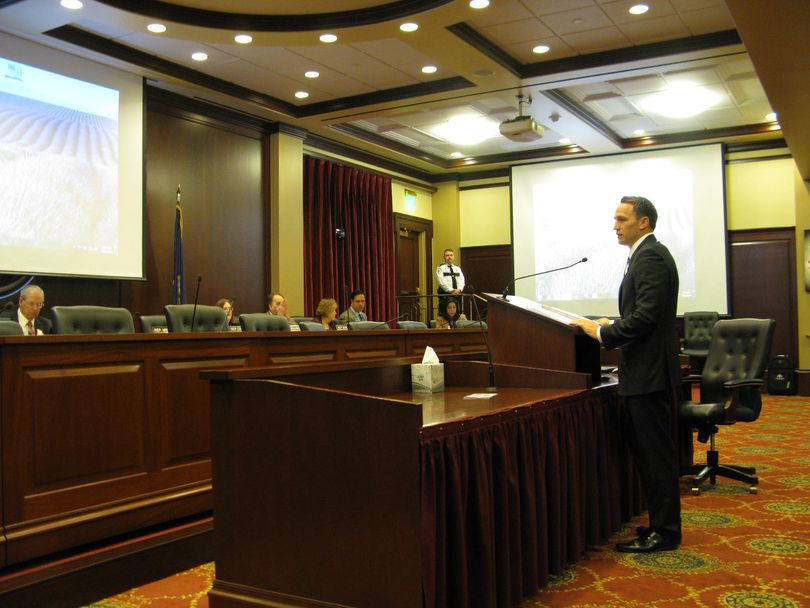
[616,531,680,553]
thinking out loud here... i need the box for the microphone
[465,286,496,391]
[501,257,588,300]
[190,274,202,331]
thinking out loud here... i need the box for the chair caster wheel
[749,486,758,494]
[691,487,700,495]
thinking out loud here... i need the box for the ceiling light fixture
[60,0,83,9]
[147,23,166,33]
[234,34,253,44]
[191,52,208,62]
[295,91,310,99]
[451,152,464,158]
[432,115,500,146]
[532,44,550,54]
[640,84,722,118]
[629,4,649,15]
[320,33,338,43]
[766,112,778,121]
[558,138,571,145]
[400,22,418,32]
[421,65,438,74]
[633,129,646,136]
[469,0,490,8]
[305,71,320,79]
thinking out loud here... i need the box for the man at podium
[570,196,681,555]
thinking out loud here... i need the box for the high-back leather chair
[396,320,428,330]
[52,306,135,334]
[0,320,24,335]
[682,311,719,372]
[139,314,168,333]
[455,319,487,329]
[679,318,775,494]
[164,304,229,332]
[239,313,290,332]
[298,321,326,331]
[347,320,389,330]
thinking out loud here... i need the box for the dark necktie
[449,264,457,289]
[27,320,35,335]
[624,256,631,276]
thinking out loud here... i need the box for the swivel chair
[682,311,719,372]
[455,319,487,329]
[52,306,135,334]
[239,313,290,332]
[298,321,326,331]
[396,320,428,330]
[347,320,390,330]
[164,304,229,332]
[0,320,24,335]
[139,314,168,333]
[679,318,775,495]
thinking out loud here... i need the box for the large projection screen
[511,144,728,317]
[0,33,143,279]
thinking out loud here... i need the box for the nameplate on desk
[463,393,498,399]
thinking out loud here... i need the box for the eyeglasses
[23,300,45,309]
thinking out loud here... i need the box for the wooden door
[394,214,433,323]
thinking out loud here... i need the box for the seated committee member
[216,298,235,325]
[268,293,291,321]
[435,298,466,329]
[338,289,367,324]
[13,284,52,335]
[314,298,338,330]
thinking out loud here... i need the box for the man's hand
[569,317,611,340]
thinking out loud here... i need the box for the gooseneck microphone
[501,257,588,301]
[348,313,405,330]
[190,274,202,331]
[465,286,496,391]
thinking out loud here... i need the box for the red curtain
[304,156,395,320]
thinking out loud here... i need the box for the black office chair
[52,306,135,334]
[682,311,719,372]
[139,314,168,333]
[0,320,24,335]
[164,304,229,332]
[347,320,389,330]
[239,313,290,332]
[679,318,776,495]
[396,320,428,330]
[455,319,487,329]
[298,321,326,331]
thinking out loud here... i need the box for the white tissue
[422,346,440,365]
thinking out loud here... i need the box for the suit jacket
[600,235,680,397]
[338,307,367,323]
[10,308,52,335]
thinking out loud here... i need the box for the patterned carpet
[86,394,810,608]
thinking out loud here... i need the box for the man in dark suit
[10,284,52,335]
[570,196,681,553]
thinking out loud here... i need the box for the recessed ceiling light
[305,70,320,79]
[400,22,418,32]
[450,152,464,158]
[629,4,649,15]
[295,91,310,99]
[766,112,778,121]
[640,84,722,118]
[191,52,208,62]
[147,23,166,34]
[469,0,490,8]
[558,138,571,145]
[60,0,83,9]
[532,44,550,54]
[431,115,500,145]
[422,65,438,74]
[633,129,646,136]
[234,34,253,44]
[320,33,338,43]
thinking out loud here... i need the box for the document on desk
[464,393,498,399]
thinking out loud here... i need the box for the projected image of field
[0,92,118,254]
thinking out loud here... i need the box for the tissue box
[411,363,445,393]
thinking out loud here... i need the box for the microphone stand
[467,290,496,391]
[501,257,588,301]
[190,274,202,331]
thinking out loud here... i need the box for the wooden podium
[482,293,601,385]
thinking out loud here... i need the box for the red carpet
[85,394,810,608]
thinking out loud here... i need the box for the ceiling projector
[499,115,545,142]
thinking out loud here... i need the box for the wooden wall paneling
[460,244,513,320]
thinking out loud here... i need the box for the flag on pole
[172,185,186,304]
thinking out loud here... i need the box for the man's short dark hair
[267,292,284,306]
[350,289,365,301]
[621,196,658,230]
